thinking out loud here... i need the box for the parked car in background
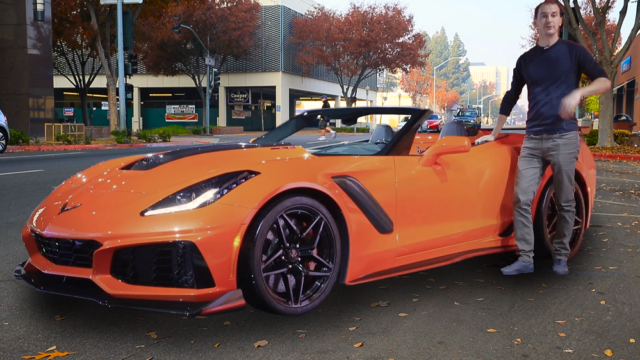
[452,109,482,131]
[420,114,442,132]
[0,109,9,154]
[396,116,409,131]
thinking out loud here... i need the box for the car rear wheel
[239,196,341,315]
[0,129,7,153]
[534,181,586,259]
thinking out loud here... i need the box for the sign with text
[228,89,251,105]
[166,105,196,114]
[166,113,198,122]
[622,56,632,74]
[63,108,74,116]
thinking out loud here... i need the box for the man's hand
[559,89,582,119]
[475,133,496,145]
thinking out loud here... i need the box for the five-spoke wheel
[239,196,341,315]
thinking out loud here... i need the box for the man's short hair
[534,1,562,21]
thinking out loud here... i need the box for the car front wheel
[0,129,7,153]
[239,196,341,315]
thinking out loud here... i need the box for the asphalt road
[1,145,639,360]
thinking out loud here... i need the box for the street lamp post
[480,94,497,121]
[433,57,464,113]
[488,97,499,123]
[173,22,211,135]
[365,86,371,131]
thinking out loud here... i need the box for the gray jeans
[513,131,580,263]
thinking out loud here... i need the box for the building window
[34,0,45,21]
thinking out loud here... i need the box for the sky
[317,0,637,84]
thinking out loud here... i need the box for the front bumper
[14,260,245,316]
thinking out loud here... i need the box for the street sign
[205,56,215,67]
[100,0,143,4]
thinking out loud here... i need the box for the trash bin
[613,114,636,132]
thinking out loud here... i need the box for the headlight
[141,170,259,216]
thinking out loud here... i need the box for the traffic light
[129,54,138,74]
[212,69,221,88]
[125,83,134,100]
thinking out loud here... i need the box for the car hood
[28,144,311,235]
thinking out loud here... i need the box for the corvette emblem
[59,202,81,215]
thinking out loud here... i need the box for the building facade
[469,63,510,98]
[0,0,55,136]
[53,0,377,133]
[612,36,640,133]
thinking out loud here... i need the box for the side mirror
[419,136,471,167]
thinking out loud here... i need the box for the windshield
[455,110,477,118]
[428,114,439,119]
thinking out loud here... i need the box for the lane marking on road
[592,212,640,217]
[597,177,640,183]
[595,199,639,207]
[0,170,44,176]
[0,152,83,160]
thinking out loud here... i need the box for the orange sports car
[14,107,596,316]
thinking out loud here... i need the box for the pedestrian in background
[318,95,336,140]
[475,1,611,275]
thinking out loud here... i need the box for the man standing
[475,1,610,275]
[318,95,336,140]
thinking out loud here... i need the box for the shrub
[614,130,632,145]
[158,130,172,142]
[150,125,190,136]
[334,127,369,133]
[9,129,30,145]
[84,133,93,145]
[192,127,202,135]
[585,129,598,146]
[135,130,151,142]
[55,133,72,145]
[586,129,633,146]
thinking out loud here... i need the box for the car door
[393,137,517,267]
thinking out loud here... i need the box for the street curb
[6,141,209,153]
[593,153,640,161]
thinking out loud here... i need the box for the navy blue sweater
[499,39,608,135]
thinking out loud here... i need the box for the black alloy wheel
[535,182,586,259]
[239,196,341,315]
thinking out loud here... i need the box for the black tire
[238,196,341,315]
[0,129,7,154]
[534,181,586,259]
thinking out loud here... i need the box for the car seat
[438,120,467,139]
[369,124,395,145]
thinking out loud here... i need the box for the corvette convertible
[14,107,596,316]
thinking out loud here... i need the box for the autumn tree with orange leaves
[137,0,261,108]
[292,3,427,107]
[401,63,433,108]
[435,80,460,112]
[523,0,638,147]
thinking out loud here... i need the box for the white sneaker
[318,136,326,140]
[331,131,336,139]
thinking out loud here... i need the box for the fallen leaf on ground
[528,298,534,301]
[195,316,207,319]
[136,345,145,348]
[53,315,67,321]
[45,347,56,352]
[558,333,566,337]
[412,299,419,302]
[398,313,409,317]
[602,239,609,242]
[477,298,484,301]
[354,342,363,348]
[591,289,596,292]
[600,301,606,305]
[542,283,547,287]
[497,287,505,290]
[428,278,436,282]
[299,334,306,338]
[487,329,498,333]
[379,301,389,307]
[555,321,567,325]
[353,317,361,320]
[223,321,231,326]
[604,349,613,356]
[595,267,602,269]
[438,286,447,289]
[215,343,220,347]
[349,327,357,331]
[475,279,485,283]
[564,349,574,353]
[22,350,70,359]
[254,340,268,348]
[425,286,432,289]
[630,339,635,343]
[146,332,157,339]
[411,293,420,297]
[513,339,522,345]
[454,302,459,306]
[608,267,618,269]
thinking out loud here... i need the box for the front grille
[32,232,102,268]
[111,241,215,289]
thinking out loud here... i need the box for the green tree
[445,33,471,95]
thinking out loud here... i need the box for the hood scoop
[123,143,265,171]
